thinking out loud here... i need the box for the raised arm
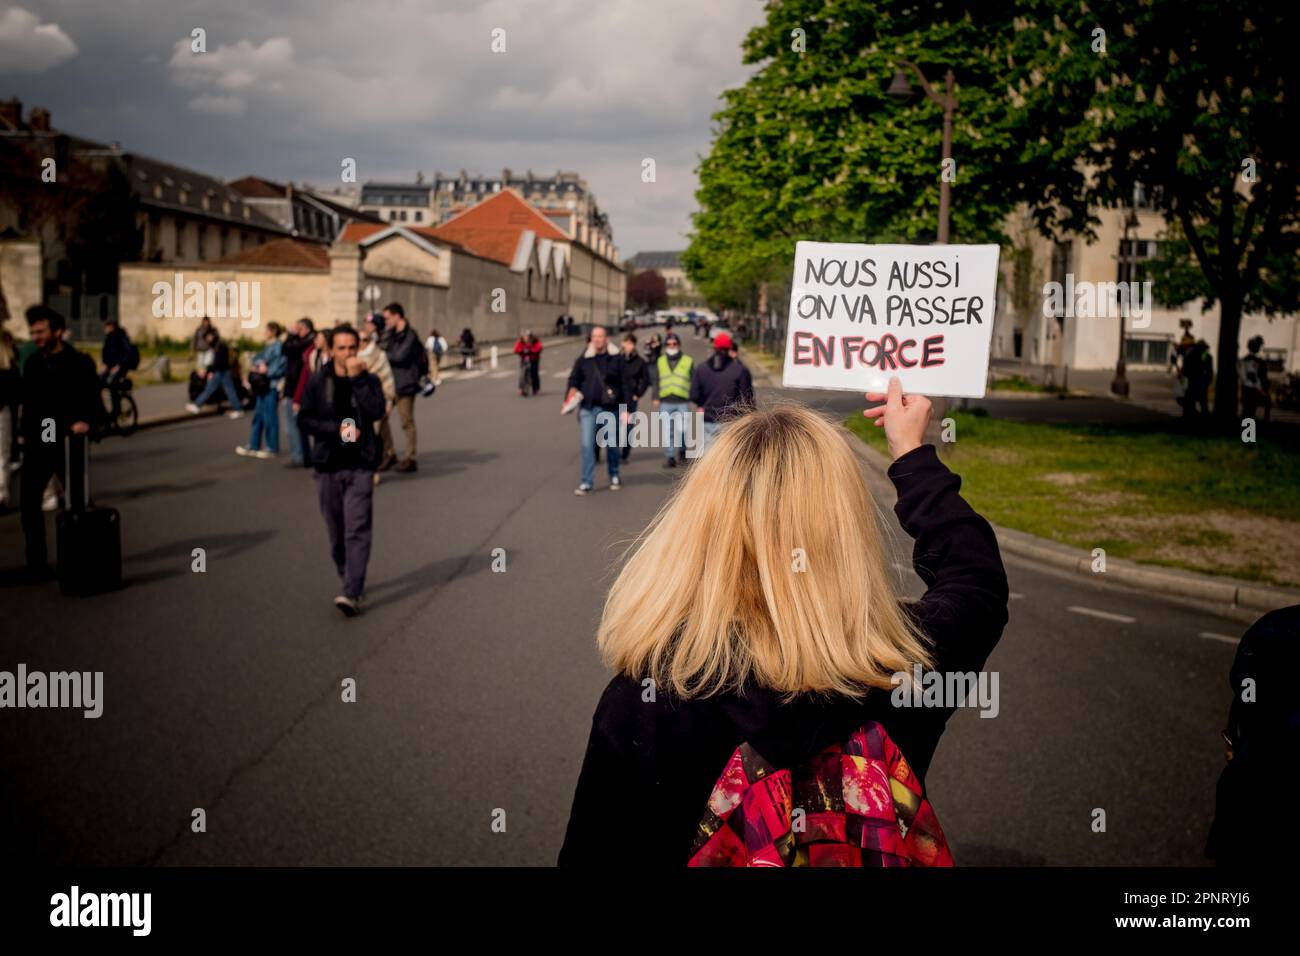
[864,377,1008,675]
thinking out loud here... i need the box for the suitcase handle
[64,432,89,513]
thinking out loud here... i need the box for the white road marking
[488,370,512,379]
[552,371,569,378]
[458,370,487,380]
[1199,631,1240,645]
[1067,605,1136,623]
[1009,592,1025,600]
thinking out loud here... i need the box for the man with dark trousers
[19,306,104,579]
[381,302,424,473]
[297,324,386,616]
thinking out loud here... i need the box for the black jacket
[1205,605,1300,863]
[20,343,105,441]
[281,331,311,396]
[690,351,755,423]
[101,328,133,371]
[208,341,232,374]
[621,353,649,401]
[558,445,1009,866]
[297,366,387,472]
[567,347,631,410]
[384,325,424,396]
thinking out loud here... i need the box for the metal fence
[47,292,118,344]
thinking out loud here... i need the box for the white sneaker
[42,493,59,512]
[334,594,361,617]
[226,410,245,420]
[574,485,592,496]
[185,403,201,414]
[610,477,622,491]
[235,445,253,457]
[253,449,275,460]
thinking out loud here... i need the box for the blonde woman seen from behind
[559,378,1009,867]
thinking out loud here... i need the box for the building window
[174,222,184,258]
[1125,336,1172,366]
[219,228,228,258]
[399,210,408,221]
[527,268,534,299]
[1120,239,1159,283]
[414,210,423,222]
[389,210,398,221]
[197,224,207,258]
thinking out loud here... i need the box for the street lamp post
[888,60,959,427]
[888,60,957,243]
[1110,206,1140,397]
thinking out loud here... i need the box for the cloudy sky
[0,0,767,257]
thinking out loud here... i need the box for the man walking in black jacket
[19,306,104,577]
[564,326,629,495]
[297,324,387,616]
[690,332,754,453]
[619,333,649,463]
[381,302,423,473]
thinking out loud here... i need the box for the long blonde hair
[598,403,933,699]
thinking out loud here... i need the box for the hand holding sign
[782,242,1000,398]
[863,376,933,460]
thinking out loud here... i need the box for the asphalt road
[0,329,1245,866]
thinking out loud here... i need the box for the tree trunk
[1213,293,1243,427]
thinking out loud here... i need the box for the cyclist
[100,318,139,421]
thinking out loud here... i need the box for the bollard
[490,345,499,369]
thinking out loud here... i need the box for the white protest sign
[781,242,1001,397]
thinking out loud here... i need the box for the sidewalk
[991,357,1300,425]
[134,332,581,429]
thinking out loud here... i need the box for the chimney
[28,106,51,131]
[0,98,20,131]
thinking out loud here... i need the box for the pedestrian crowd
[562,325,754,495]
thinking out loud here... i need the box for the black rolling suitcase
[56,434,122,595]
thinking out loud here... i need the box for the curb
[846,425,1298,623]
[137,408,223,432]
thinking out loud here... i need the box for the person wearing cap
[651,331,694,468]
[690,331,754,452]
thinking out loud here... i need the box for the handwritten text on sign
[781,242,1000,397]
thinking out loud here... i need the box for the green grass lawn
[988,374,1063,394]
[845,411,1300,586]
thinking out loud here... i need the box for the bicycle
[101,375,139,437]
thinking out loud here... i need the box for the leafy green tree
[685,0,1022,305]
[1004,0,1298,421]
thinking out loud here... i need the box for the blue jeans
[195,370,240,408]
[284,395,304,463]
[249,391,280,452]
[659,400,690,459]
[579,406,620,488]
[701,420,723,453]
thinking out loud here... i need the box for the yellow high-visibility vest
[657,353,693,400]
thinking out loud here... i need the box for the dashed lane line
[1067,605,1136,623]
[1199,631,1240,645]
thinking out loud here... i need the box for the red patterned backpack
[688,720,954,867]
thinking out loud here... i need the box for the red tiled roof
[431,189,569,265]
[214,238,330,269]
[228,175,285,199]
[337,222,447,244]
